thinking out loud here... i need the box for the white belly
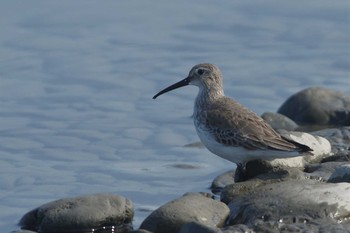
[194,124,300,164]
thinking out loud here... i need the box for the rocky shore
[12,87,350,233]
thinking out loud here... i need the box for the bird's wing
[203,97,306,152]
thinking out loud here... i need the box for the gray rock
[311,126,350,157]
[253,219,350,233]
[211,170,235,194]
[221,165,310,203]
[221,179,278,204]
[179,222,219,233]
[140,192,229,233]
[328,164,350,183]
[128,230,153,233]
[261,112,298,131]
[220,225,254,233]
[178,222,254,233]
[233,158,312,183]
[19,193,134,233]
[277,87,350,126]
[226,179,350,231]
[304,162,347,181]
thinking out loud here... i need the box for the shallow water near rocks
[0,1,349,231]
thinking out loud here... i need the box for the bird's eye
[197,69,204,75]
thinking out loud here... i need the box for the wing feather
[201,97,310,152]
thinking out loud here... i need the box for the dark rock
[226,179,350,231]
[139,192,229,233]
[220,225,254,233]
[234,160,296,183]
[321,154,350,163]
[328,164,350,183]
[221,179,276,204]
[19,193,134,233]
[244,159,274,180]
[261,112,298,131]
[233,158,313,183]
[304,162,347,181]
[277,87,350,126]
[221,166,307,204]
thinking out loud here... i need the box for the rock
[232,159,308,182]
[253,219,350,233]
[304,162,347,181]
[242,159,274,180]
[179,222,219,233]
[277,87,350,126]
[211,170,235,194]
[328,164,350,183]
[221,165,309,202]
[139,192,229,233]
[270,130,332,168]
[128,230,153,233]
[261,112,298,131]
[19,193,134,233]
[221,179,277,204]
[220,225,254,233]
[226,179,350,231]
[311,126,350,157]
[178,222,254,233]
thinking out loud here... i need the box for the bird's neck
[194,86,224,111]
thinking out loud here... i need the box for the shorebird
[153,63,312,168]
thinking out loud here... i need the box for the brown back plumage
[200,96,312,152]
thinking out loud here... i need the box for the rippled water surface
[0,1,349,231]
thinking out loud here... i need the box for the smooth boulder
[19,193,134,233]
[224,179,350,231]
[278,87,350,126]
[261,112,299,131]
[140,192,229,233]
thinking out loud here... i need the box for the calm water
[0,1,349,231]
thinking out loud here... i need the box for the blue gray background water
[0,1,349,231]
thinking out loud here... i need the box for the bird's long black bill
[152,77,190,99]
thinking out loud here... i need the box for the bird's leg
[234,162,247,182]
